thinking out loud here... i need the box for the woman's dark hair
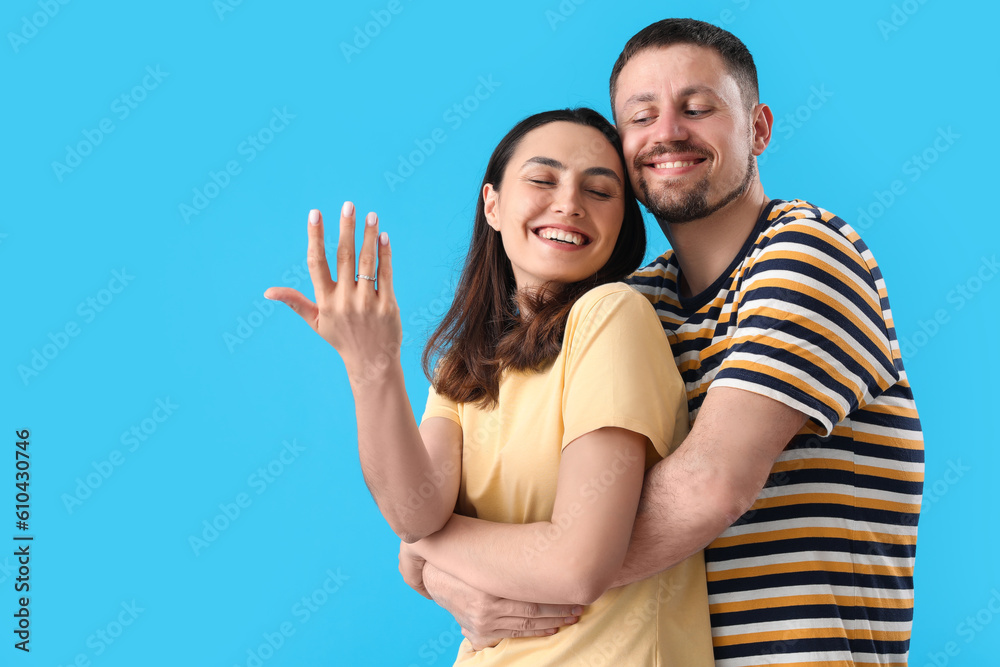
[422,107,646,408]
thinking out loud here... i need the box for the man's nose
[650,109,689,144]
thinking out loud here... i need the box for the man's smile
[643,154,708,177]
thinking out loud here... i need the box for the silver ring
[356,273,377,282]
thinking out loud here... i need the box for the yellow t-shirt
[421,283,714,666]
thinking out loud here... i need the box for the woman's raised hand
[264,202,402,382]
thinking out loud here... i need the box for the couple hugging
[265,18,924,667]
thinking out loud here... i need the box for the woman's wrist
[345,354,404,393]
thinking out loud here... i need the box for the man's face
[613,44,756,224]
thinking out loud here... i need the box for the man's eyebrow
[522,157,621,184]
[620,86,722,111]
[619,92,657,111]
[678,84,721,99]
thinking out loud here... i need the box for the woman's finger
[263,287,319,331]
[376,231,394,302]
[356,211,379,289]
[335,201,356,286]
[306,209,335,295]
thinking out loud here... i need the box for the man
[403,18,923,666]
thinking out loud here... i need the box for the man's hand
[400,542,581,650]
[424,564,582,650]
[398,540,430,599]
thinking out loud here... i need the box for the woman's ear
[483,183,500,231]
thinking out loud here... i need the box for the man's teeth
[536,228,585,246]
[653,160,698,168]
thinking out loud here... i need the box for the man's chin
[649,207,707,225]
[641,192,709,225]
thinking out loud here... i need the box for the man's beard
[636,145,756,225]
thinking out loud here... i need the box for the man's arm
[401,386,807,644]
[412,426,649,605]
[611,385,808,587]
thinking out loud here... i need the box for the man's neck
[661,182,771,299]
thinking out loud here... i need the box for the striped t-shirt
[628,199,924,667]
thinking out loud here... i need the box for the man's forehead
[615,44,733,106]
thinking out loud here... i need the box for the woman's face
[484,122,627,293]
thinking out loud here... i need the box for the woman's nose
[550,184,585,217]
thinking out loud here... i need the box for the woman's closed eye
[529,180,614,199]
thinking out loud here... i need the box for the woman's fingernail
[308,209,320,225]
[342,201,354,217]
[366,212,377,227]
[379,231,389,246]
[565,616,579,624]
[545,628,557,635]
[571,606,583,615]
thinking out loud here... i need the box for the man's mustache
[635,143,712,167]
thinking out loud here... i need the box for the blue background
[3,1,998,665]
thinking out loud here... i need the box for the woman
[264,108,713,665]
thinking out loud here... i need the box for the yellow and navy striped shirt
[629,199,923,667]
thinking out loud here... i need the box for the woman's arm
[265,204,461,542]
[353,371,462,543]
[412,426,647,605]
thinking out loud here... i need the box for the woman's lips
[531,225,591,248]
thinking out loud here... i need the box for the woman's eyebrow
[522,156,622,184]
[522,156,563,170]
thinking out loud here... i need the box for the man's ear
[483,183,500,230]
[750,103,773,156]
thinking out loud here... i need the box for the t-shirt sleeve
[711,216,899,436]
[420,384,462,427]
[560,284,688,461]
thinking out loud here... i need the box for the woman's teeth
[536,228,585,246]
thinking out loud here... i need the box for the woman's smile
[483,121,626,291]
[531,224,592,248]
